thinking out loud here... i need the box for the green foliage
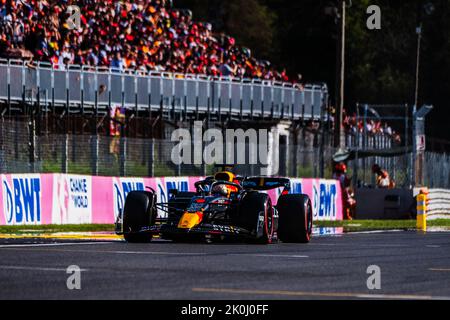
[0,224,115,234]
[175,0,450,141]
[176,0,276,59]
[223,0,276,59]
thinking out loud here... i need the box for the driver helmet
[214,171,235,183]
[212,171,239,196]
[212,184,230,197]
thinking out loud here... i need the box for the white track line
[429,268,450,272]
[0,244,306,258]
[345,230,405,235]
[228,253,308,258]
[0,265,88,272]
[0,245,207,256]
[0,245,208,256]
[108,251,207,256]
[192,288,450,300]
[0,242,112,248]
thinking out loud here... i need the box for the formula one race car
[115,169,313,244]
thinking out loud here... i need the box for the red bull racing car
[115,170,313,244]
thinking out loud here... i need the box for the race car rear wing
[242,177,291,193]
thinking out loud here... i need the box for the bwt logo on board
[313,182,337,220]
[159,180,189,201]
[157,180,189,218]
[290,182,303,195]
[2,177,41,225]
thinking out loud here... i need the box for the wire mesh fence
[0,117,449,188]
[424,152,450,189]
[0,117,330,178]
[0,122,207,177]
[347,153,413,188]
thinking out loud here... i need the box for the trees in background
[176,0,450,142]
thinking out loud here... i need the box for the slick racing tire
[239,192,274,244]
[277,194,313,243]
[123,191,156,243]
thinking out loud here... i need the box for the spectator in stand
[341,109,401,146]
[58,44,73,69]
[383,123,393,136]
[110,51,125,71]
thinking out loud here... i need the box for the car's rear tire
[123,191,156,243]
[239,192,274,244]
[277,194,313,243]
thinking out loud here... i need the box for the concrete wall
[355,188,415,220]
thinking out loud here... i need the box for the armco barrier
[0,174,342,226]
[427,189,450,220]
[0,59,328,120]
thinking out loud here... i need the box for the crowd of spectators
[342,110,402,145]
[0,0,293,82]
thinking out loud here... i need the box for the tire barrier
[427,189,450,219]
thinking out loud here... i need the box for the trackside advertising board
[0,174,343,225]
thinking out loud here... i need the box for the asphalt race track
[0,231,449,300]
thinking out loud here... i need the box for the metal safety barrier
[0,59,328,120]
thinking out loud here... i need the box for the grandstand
[0,0,329,122]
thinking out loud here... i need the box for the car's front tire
[122,191,156,243]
